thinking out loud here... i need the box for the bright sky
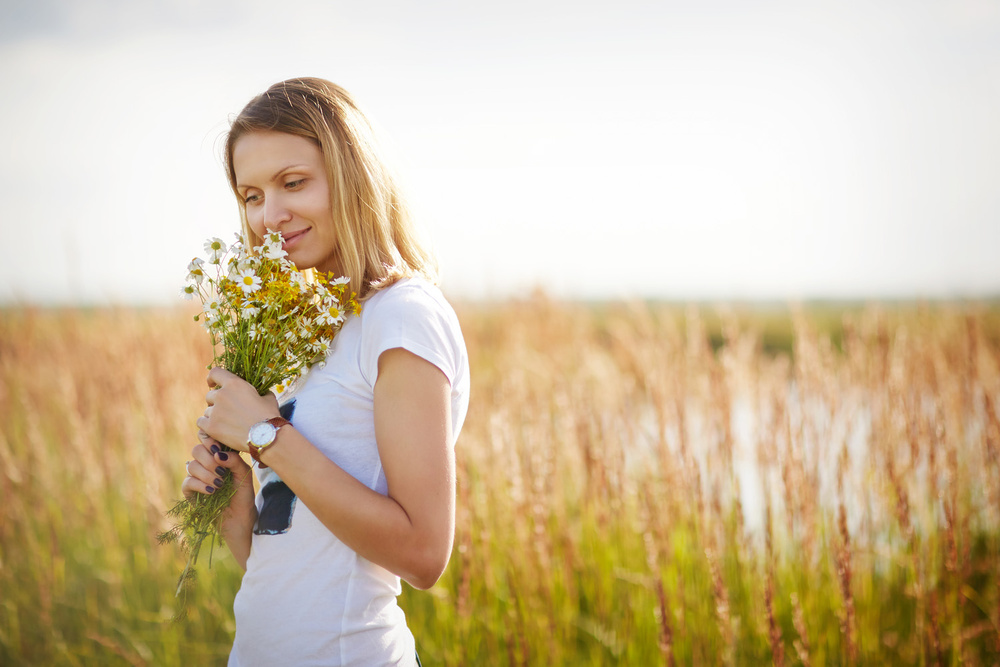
[1,0,998,304]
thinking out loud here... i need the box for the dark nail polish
[218,452,229,461]
[216,466,227,477]
[214,478,224,488]
[210,444,220,454]
[205,485,215,494]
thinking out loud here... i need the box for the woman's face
[232,131,340,274]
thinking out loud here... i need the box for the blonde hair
[224,77,437,299]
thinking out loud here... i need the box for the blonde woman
[182,78,469,665]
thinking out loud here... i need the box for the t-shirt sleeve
[359,281,465,388]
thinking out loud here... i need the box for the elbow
[403,547,452,590]
[406,574,440,591]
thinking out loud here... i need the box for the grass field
[1,298,999,665]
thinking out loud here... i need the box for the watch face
[249,421,277,448]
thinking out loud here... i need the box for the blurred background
[1,0,998,304]
[4,4,1000,663]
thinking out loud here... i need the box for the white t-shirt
[229,277,470,667]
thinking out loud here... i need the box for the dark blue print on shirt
[254,480,297,535]
[254,400,298,536]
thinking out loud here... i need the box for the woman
[182,78,470,666]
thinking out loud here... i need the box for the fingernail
[216,466,227,477]
[205,485,215,494]
[214,478,224,488]
[218,452,229,461]
[210,444,220,454]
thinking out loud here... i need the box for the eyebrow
[236,164,309,190]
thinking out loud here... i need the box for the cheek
[245,211,266,237]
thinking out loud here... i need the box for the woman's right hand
[182,431,256,523]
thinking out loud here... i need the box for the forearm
[219,467,258,571]
[259,428,453,589]
[220,509,256,571]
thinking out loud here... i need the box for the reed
[1,299,999,664]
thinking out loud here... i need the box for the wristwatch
[247,417,291,468]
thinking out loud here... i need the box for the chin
[288,252,316,271]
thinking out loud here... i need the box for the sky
[1,0,998,304]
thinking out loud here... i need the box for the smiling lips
[281,228,309,250]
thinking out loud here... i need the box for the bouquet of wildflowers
[159,231,360,601]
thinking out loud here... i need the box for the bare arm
[196,348,456,589]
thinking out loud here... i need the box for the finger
[205,387,219,406]
[205,440,252,473]
[196,414,209,437]
[207,366,238,388]
[197,430,242,464]
[181,447,223,498]
[182,474,222,499]
[190,443,227,491]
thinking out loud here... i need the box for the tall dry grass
[1,299,998,664]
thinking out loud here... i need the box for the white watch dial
[248,421,277,448]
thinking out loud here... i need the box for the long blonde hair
[224,77,437,299]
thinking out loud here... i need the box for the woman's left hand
[196,367,280,452]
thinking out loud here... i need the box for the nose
[262,195,292,230]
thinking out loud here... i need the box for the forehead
[232,131,324,183]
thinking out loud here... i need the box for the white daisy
[288,271,306,292]
[237,269,262,295]
[254,231,285,259]
[241,301,261,318]
[204,237,227,263]
[186,258,206,285]
[315,304,343,326]
[202,300,222,327]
